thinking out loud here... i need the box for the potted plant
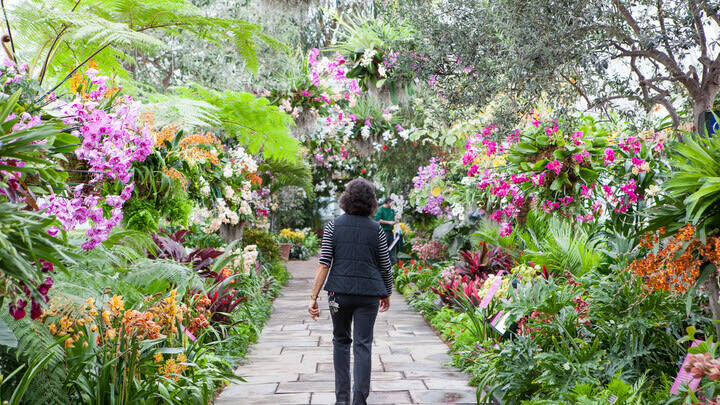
[279,242,292,261]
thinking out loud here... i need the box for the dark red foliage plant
[455,242,513,281]
[207,276,249,325]
[148,233,223,277]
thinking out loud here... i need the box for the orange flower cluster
[43,297,99,348]
[218,267,233,281]
[249,172,263,185]
[138,112,179,148]
[69,73,87,96]
[158,353,188,380]
[187,294,212,335]
[122,310,161,340]
[188,314,210,335]
[627,225,720,293]
[179,133,223,150]
[154,124,179,147]
[148,290,186,336]
[162,167,188,188]
[178,133,222,165]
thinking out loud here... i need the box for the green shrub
[243,227,280,263]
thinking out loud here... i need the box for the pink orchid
[546,160,563,175]
[603,148,615,166]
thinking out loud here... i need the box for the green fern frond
[142,95,220,130]
[0,313,68,405]
[259,159,313,194]
[123,259,204,294]
[9,0,272,86]
[175,85,300,162]
[330,13,416,54]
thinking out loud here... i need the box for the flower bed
[0,62,293,403]
[398,114,720,404]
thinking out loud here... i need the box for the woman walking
[307,178,393,405]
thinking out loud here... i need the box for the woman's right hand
[379,296,390,312]
[308,299,320,321]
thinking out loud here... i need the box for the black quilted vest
[323,214,387,297]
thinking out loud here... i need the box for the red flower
[30,300,42,320]
[413,141,418,146]
[9,299,26,320]
[360,169,366,174]
[382,145,387,151]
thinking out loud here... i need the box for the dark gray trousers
[329,293,379,405]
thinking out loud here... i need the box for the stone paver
[215,257,477,405]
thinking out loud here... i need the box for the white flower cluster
[390,193,407,218]
[216,199,240,227]
[232,245,259,275]
[198,176,210,196]
[360,48,377,67]
[450,203,465,219]
[226,146,258,176]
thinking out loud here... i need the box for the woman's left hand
[308,299,320,321]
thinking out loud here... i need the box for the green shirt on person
[375,205,395,232]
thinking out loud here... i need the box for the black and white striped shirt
[319,220,393,296]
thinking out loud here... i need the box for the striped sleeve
[377,228,393,296]
[318,221,334,267]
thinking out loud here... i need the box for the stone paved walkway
[216,257,477,405]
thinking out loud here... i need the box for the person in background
[308,178,393,405]
[375,197,398,264]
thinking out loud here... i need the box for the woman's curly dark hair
[339,178,378,216]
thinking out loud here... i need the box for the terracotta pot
[279,243,292,261]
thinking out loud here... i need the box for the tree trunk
[693,83,720,134]
[704,274,720,338]
[220,222,245,244]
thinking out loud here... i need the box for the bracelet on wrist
[310,294,318,300]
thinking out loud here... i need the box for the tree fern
[175,85,301,162]
[7,0,275,87]
[329,13,416,54]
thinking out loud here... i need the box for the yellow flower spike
[105,328,116,340]
[177,353,187,363]
[101,310,112,326]
[48,323,57,335]
[108,295,124,316]
[154,353,163,363]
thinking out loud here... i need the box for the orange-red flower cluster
[627,225,720,293]
[122,310,161,340]
[187,294,212,335]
